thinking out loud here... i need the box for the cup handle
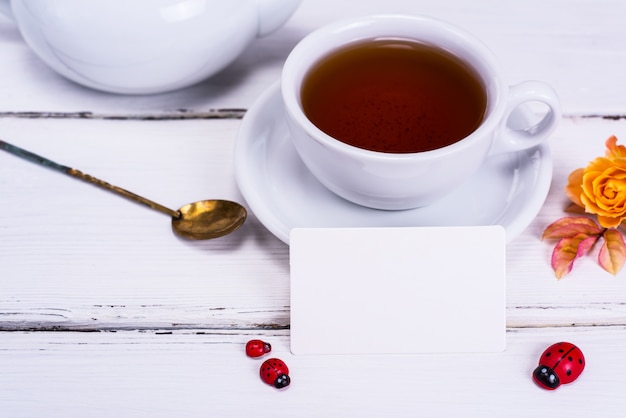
[489,80,562,155]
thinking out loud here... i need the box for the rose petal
[591,169,626,213]
[565,168,585,208]
[598,229,626,275]
[579,158,626,223]
[605,135,626,160]
[597,215,623,228]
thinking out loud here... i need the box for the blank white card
[290,226,506,355]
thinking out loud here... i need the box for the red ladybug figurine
[246,339,272,358]
[533,342,585,390]
[260,358,291,389]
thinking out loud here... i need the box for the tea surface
[301,39,487,153]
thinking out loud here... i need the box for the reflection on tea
[301,39,487,153]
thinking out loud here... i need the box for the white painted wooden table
[2,1,626,416]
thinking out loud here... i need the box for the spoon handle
[0,139,180,219]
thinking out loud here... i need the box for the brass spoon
[0,140,247,240]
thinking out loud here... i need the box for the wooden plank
[1,115,626,330]
[1,326,625,417]
[0,118,288,330]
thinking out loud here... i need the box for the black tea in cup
[301,39,487,153]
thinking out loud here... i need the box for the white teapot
[0,0,301,94]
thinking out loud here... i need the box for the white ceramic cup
[281,14,561,210]
[0,0,301,94]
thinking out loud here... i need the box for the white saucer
[234,82,552,244]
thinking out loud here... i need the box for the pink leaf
[598,229,626,275]
[543,217,602,240]
[551,233,599,279]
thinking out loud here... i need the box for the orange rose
[566,136,626,228]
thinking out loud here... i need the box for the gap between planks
[0,112,623,121]
[0,110,246,120]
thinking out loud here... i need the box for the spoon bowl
[173,200,247,240]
